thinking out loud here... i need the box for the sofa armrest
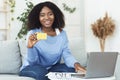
[115,53,120,80]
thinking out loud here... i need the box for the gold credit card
[36,33,47,40]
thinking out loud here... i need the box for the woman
[19,1,86,80]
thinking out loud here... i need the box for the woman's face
[39,6,55,28]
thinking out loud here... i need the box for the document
[46,72,116,80]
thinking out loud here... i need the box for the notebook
[71,52,118,79]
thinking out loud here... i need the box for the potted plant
[16,0,34,39]
[91,13,115,52]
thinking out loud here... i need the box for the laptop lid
[85,52,118,79]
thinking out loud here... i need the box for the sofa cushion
[0,40,21,73]
[0,74,35,80]
[69,38,87,67]
[18,40,27,64]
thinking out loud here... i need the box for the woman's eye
[40,14,45,17]
[49,13,53,16]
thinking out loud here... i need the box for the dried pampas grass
[91,13,115,52]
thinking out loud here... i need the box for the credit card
[36,33,47,40]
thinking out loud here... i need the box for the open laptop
[71,52,118,79]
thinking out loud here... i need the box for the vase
[99,39,105,52]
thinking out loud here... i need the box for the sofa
[0,40,120,80]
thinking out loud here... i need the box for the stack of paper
[46,72,116,80]
[46,72,82,80]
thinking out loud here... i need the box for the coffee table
[46,72,116,80]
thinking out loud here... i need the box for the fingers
[74,62,86,73]
[77,67,86,72]
[29,34,37,41]
[75,67,86,73]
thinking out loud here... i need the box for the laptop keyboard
[71,73,85,78]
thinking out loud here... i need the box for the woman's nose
[44,15,49,19]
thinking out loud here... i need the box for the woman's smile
[39,6,55,28]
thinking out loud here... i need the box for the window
[0,0,10,40]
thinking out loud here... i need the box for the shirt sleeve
[26,30,38,66]
[62,31,77,68]
[26,47,38,66]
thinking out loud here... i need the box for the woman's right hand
[27,33,38,48]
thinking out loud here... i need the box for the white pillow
[18,40,27,64]
[69,38,87,67]
[0,40,21,73]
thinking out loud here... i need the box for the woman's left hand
[74,62,86,73]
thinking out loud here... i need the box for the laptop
[71,52,118,79]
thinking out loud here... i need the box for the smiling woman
[19,1,86,80]
[39,6,55,28]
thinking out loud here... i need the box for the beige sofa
[0,40,119,80]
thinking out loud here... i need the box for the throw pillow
[0,40,21,73]
[18,40,27,64]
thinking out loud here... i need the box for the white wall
[84,0,120,52]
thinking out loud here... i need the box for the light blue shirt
[21,28,77,70]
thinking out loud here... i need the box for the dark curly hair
[27,1,65,30]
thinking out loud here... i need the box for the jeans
[19,63,75,80]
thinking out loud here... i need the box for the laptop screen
[85,52,118,78]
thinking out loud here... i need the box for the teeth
[45,21,50,24]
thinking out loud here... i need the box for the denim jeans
[19,63,75,80]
